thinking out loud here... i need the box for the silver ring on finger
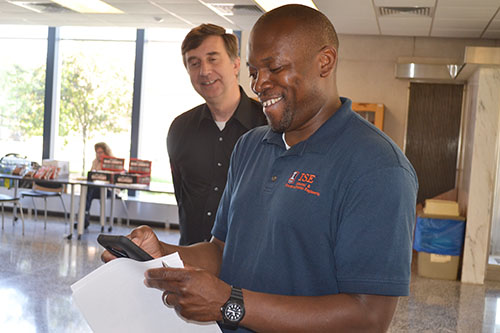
[163,292,170,306]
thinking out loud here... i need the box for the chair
[21,181,68,229]
[0,193,25,235]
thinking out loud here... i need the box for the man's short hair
[254,5,339,52]
[181,24,239,67]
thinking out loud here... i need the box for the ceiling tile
[128,0,200,3]
[331,19,380,35]
[0,3,32,13]
[0,0,499,39]
[434,6,498,20]
[316,0,377,17]
[482,30,500,39]
[431,29,483,38]
[90,13,190,27]
[489,20,500,30]
[373,0,436,7]
[156,4,218,16]
[438,0,499,7]
[231,15,259,31]
[111,3,167,14]
[433,19,490,30]
[203,0,259,5]
[379,17,432,36]
[316,0,378,35]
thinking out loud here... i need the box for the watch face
[224,302,243,322]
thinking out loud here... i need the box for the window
[54,27,136,176]
[140,29,204,185]
[0,25,48,163]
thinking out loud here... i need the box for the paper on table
[71,252,221,333]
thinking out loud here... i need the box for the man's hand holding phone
[100,226,166,262]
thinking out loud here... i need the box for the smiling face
[185,35,240,105]
[248,19,326,134]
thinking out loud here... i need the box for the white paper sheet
[71,252,221,333]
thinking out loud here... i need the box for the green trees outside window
[2,54,132,175]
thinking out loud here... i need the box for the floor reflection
[2,213,500,332]
[0,214,179,333]
[0,288,35,332]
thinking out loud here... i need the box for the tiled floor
[1,213,500,332]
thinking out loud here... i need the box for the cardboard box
[423,199,460,216]
[114,173,150,185]
[101,156,125,172]
[87,171,118,184]
[418,251,460,280]
[42,159,69,178]
[129,158,152,175]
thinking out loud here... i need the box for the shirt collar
[262,97,354,155]
[197,86,257,129]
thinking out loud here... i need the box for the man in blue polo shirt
[103,4,418,332]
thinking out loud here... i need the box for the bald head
[252,4,339,52]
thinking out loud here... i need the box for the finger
[144,268,184,291]
[144,275,177,292]
[145,267,188,281]
[130,225,154,243]
[129,226,148,244]
[101,250,116,263]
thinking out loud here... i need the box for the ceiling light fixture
[252,0,317,12]
[203,3,235,16]
[199,0,235,25]
[51,0,123,14]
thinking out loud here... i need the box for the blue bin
[413,214,466,256]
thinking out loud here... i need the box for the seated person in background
[78,142,113,229]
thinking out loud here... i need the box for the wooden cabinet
[352,102,384,131]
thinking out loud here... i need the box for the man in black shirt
[167,24,267,245]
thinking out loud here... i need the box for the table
[0,174,174,240]
[73,181,174,239]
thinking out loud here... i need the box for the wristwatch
[220,286,245,328]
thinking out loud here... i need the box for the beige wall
[336,34,499,149]
[240,32,499,149]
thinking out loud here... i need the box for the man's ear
[318,46,337,78]
[233,57,241,75]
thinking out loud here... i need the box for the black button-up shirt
[167,87,267,245]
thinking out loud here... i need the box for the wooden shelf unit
[352,102,384,131]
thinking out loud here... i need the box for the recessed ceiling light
[199,0,235,25]
[51,0,123,14]
[253,0,317,12]
[7,1,75,14]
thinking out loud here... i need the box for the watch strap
[230,286,243,302]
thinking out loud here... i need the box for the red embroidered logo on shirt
[285,171,320,196]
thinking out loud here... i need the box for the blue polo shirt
[212,98,417,303]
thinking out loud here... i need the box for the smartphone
[97,234,153,261]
